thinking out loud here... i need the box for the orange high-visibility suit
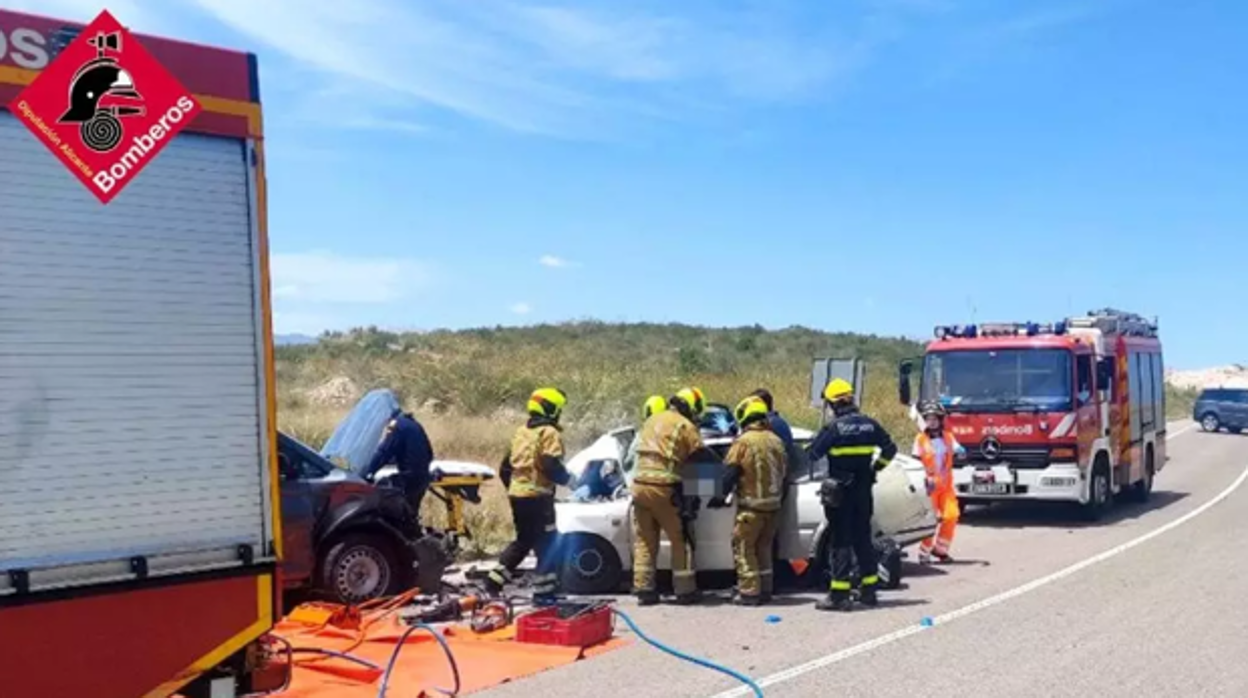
[913,430,962,559]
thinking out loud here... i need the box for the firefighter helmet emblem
[57,31,147,153]
[980,436,1002,461]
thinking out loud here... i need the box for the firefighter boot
[636,590,660,607]
[484,568,511,598]
[815,591,852,612]
[858,585,879,608]
[673,590,703,606]
[731,593,762,607]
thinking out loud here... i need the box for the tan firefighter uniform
[723,400,787,600]
[490,388,571,601]
[630,407,705,598]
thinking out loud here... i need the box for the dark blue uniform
[806,408,898,605]
[364,411,435,527]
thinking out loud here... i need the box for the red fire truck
[898,308,1167,520]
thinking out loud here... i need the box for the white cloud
[6,0,158,28]
[510,302,533,315]
[538,254,577,269]
[184,0,923,137]
[270,250,431,304]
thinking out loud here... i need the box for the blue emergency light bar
[934,321,1068,339]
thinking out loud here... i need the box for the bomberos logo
[7,9,202,204]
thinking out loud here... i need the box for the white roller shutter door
[0,111,273,593]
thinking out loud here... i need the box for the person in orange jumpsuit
[913,400,965,564]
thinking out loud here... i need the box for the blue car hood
[319,388,401,475]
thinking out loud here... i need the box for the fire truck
[1,9,285,697]
[897,308,1167,520]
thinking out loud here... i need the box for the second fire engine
[898,308,1167,520]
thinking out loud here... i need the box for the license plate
[970,483,1010,495]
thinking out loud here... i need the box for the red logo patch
[7,9,202,204]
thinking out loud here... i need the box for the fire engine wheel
[1130,447,1155,504]
[1082,458,1113,522]
[319,533,403,605]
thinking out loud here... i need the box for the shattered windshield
[921,348,1073,412]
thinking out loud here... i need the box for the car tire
[558,534,624,594]
[1129,447,1155,504]
[1200,413,1221,433]
[318,533,403,605]
[1082,457,1113,522]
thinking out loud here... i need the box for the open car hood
[318,388,402,476]
[317,388,495,481]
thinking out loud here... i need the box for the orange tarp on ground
[271,608,630,697]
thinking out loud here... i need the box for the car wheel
[1129,447,1155,504]
[558,534,624,594]
[1200,413,1221,433]
[319,533,403,604]
[1082,458,1112,522]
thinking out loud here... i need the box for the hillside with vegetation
[275,322,1199,553]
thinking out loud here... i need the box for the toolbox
[516,603,614,648]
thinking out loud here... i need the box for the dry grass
[275,323,1199,555]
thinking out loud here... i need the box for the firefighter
[631,387,710,606]
[709,396,787,606]
[362,408,435,534]
[806,378,899,611]
[750,387,801,481]
[487,387,572,603]
[624,395,670,477]
[913,400,965,564]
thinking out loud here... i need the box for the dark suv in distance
[1193,388,1248,434]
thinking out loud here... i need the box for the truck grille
[963,444,1054,469]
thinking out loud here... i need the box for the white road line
[710,457,1248,698]
[1169,422,1196,438]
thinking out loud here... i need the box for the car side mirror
[898,360,914,406]
[278,453,299,481]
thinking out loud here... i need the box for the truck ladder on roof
[1066,308,1159,338]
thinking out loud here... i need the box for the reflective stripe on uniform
[532,572,558,594]
[861,574,879,587]
[673,570,696,578]
[830,580,852,591]
[829,445,877,456]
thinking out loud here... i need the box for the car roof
[1199,387,1248,397]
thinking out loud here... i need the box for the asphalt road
[478,421,1248,698]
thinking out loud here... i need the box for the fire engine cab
[898,308,1166,520]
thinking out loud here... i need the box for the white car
[539,406,940,595]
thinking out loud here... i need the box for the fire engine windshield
[920,348,1073,412]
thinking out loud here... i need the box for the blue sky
[22,0,1247,369]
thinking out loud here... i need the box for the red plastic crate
[516,605,614,647]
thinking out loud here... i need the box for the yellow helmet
[642,394,668,420]
[675,386,706,417]
[734,396,769,427]
[527,387,567,420]
[822,377,854,404]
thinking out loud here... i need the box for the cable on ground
[289,648,382,670]
[612,608,764,697]
[376,622,461,698]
